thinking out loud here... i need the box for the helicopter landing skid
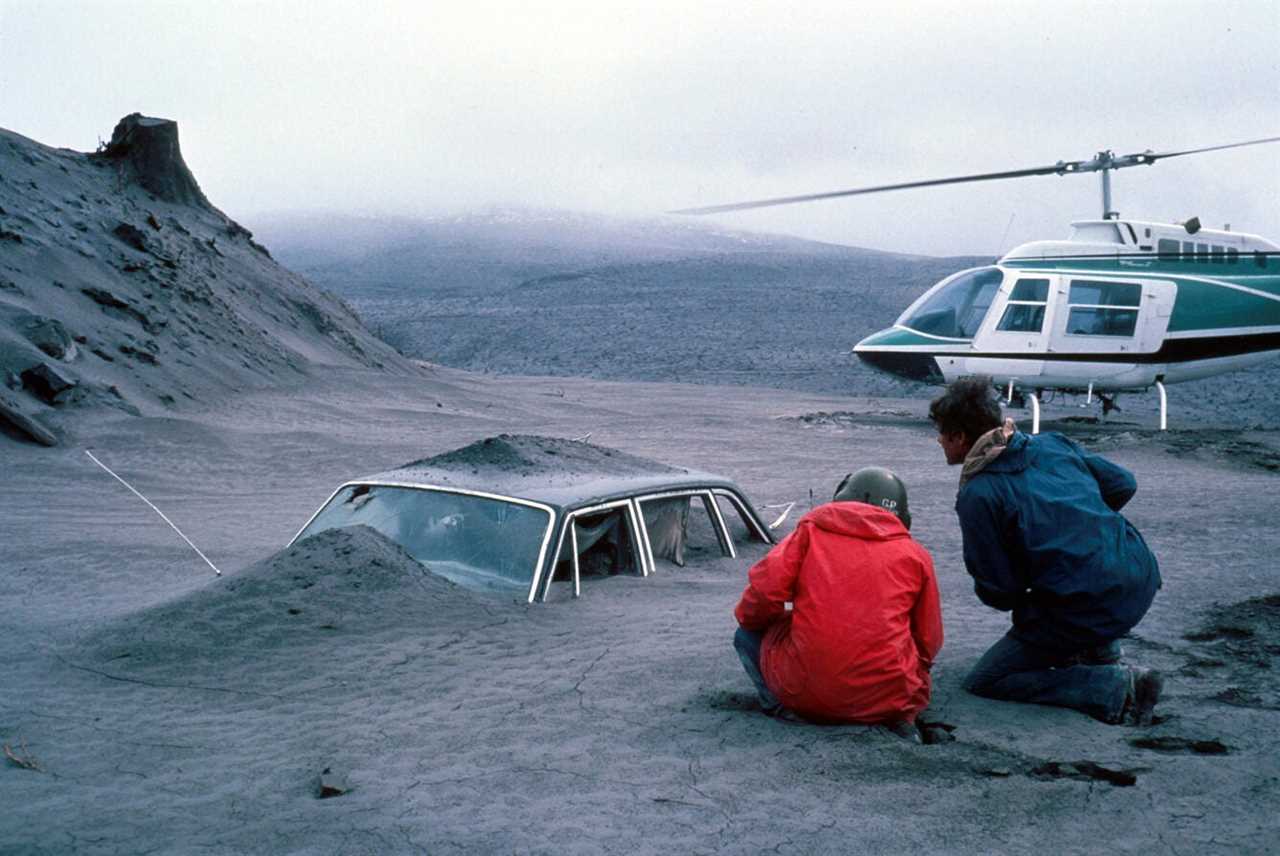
[1097,381,1169,431]
[1004,381,1169,433]
[1078,383,1170,431]
[1003,384,1042,434]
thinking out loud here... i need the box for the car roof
[355,434,747,511]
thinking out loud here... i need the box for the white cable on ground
[84,449,222,576]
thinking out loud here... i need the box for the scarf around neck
[959,417,1017,489]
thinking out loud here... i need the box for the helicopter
[673,136,1280,431]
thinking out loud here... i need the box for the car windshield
[296,484,552,590]
[898,266,1003,338]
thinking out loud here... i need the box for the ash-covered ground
[3,367,1279,855]
[2,120,1278,855]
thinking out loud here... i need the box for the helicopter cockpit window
[1066,279,1141,337]
[899,267,1003,339]
[996,278,1050,333]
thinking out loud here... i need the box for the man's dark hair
[929,376,1002,443]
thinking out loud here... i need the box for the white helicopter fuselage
[854,219,1280,392]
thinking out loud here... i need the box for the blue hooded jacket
[956,431,1160,651]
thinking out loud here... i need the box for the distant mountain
[252,207,920,297]
[0,115,413,446]
[250,208,989,396]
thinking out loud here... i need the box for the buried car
[291,434,774,602]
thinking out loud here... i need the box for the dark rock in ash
[316,767,349,799]
[81,286,132,311]
[112,222,152,253]
[17,314,76,360]
[20,362,76,403]
[0,391,58,446]
[1030,760,1138,787]
[81,287,158,332]
[95,114,212,208]
[118,344,159,365]
[1129,736,1230,755]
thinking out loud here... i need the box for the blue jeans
[963,632,1129,723]
[733,627,783,713]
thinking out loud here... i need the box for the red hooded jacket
[734,502,943,724]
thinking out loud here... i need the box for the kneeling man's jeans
[963,632,1129,723]
[733,626,783,713]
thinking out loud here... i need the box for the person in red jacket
[733,468,943,732]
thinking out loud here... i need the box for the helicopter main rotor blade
[668,164,1069,215]
[1144,135,1280,161]
[672,134,1280,216]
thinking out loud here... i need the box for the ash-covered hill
[0,115,414,445]
[252,209,988,396]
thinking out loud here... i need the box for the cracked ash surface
[2,368,1278,854]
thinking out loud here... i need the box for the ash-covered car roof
[360,434,744,511]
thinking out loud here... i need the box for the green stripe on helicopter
[1003,255,1279,282]
[1166,279,1280,331]
[856,327,969,348]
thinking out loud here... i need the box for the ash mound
[77,526,493,672]
[0,114,414,446]
[401,433,684,478]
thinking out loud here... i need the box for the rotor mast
[1055,149,1153,221]
[1099,152,1116,219]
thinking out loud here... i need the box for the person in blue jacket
[929,377,1163,725]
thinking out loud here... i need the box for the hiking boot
[1121,667,1163,726]
[763,704,806,724]
[884,720,922,743]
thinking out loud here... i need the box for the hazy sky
[3,0,1277,255]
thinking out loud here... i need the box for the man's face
[937,431,971,466]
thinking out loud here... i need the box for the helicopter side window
[1157,238,1181,261]
[1068,309,1138,336]
[1010,279,1050,302]
[1211,245,1225,263]
[1069,281,1140,307]
[1065,279,1141,337]
[1227,248,1239,264]
[996,278,1050,333]
[899,267,1002,339]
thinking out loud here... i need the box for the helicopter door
[965,275,1053,380]
[1047,277,1176,367]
